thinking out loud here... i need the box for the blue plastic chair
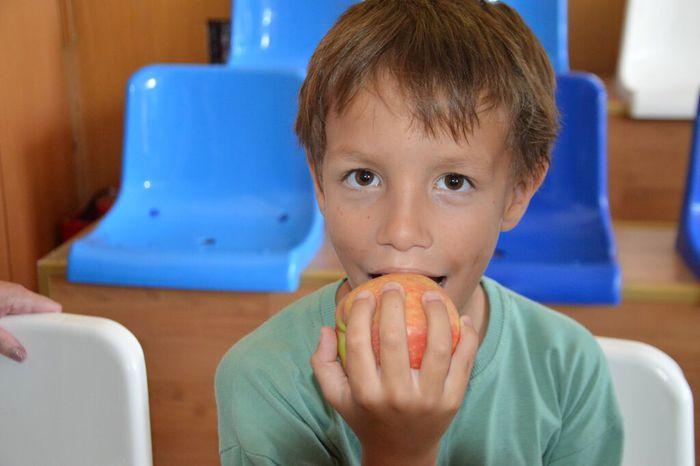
[69,1,359,292]
[229,0,568,74]
[676,97,700,275]
[486,73,620,304]
[229,0,357,71]
[502,0,569,73]
[68,66,323,291]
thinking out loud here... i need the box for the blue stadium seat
[676,97,700,275]
[68,66,323,291]
[502,0,569,73]
[486,73,620,304]
[229,0,569,74]
[229,0,357,71]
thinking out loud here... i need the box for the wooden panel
[569,0,627,75]
[0,0,78,289]
[615,224,698,300]
[608,115,692,223]
[64,0,230,205]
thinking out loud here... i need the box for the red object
[61,187,117,241]
[336,273,461,369]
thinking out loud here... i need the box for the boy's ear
[308,159,327,215]
[501,169,546,232]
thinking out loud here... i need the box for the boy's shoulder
[460,278,623,465]
[481,276,608,376]
[214,282,353,464]
[216,281,339,378]
[485,276,599,344]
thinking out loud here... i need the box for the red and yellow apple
[336,273,461,369]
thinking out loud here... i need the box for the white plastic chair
[0,313,152,466]
[598,337,695,466]
[616,0,700,119]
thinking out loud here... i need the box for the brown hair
[295,0,559,183]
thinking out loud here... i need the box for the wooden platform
[38,222,700,466]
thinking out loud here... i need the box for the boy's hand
[0,281,62,362]
[311,284,479,466]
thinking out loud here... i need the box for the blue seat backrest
[676,97,700,276]
[67,65,324,292]
[502,0,568,73]
[539,72,605,206]
[680,100,700,221]
[230,0,358,71]
[120,66,310,206]
[230,0,568,73]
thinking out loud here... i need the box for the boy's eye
[344,169,380,188]
[436,173,472,192]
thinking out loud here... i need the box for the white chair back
[616,0,700,118]
[598,337,695,466]
[0,313,152,466]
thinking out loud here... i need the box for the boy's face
[311,76,540,315]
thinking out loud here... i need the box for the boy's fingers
[0,326,27,362]
[311,326,351,410]
[378,284,411,391]
[418,292,452,397]
[344,292,381,397]
[443,317,479,405]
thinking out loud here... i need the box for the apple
[336,273,461,369]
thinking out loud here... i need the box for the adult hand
[311,282,479,466]
[0,281,62,362]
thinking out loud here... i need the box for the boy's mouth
[369,273,446,287]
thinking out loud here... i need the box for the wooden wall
[0,0,78,288]
[569,0,627,75]
[608,116,692,223]
[62,0,230,205]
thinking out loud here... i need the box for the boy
[216,1,624,464]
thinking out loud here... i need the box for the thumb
[0,326,27,362]
[310,326,351,409]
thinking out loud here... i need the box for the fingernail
[422,290,442,303]
[10,347,26,362]
[355,290,372,300]
[381,281,404,295]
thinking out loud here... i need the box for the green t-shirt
[215,278,624,465]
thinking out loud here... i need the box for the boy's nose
[376,191,432,252]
